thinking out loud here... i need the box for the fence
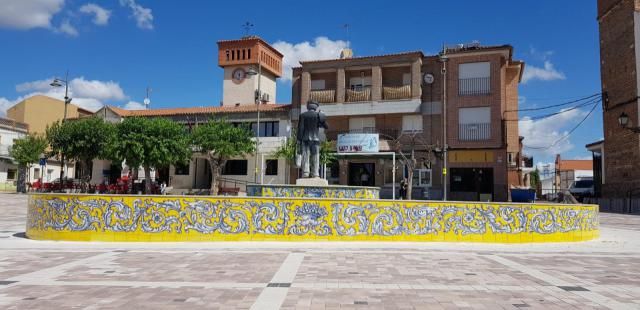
[584,197,640,214]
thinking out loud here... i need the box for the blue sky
[0,0,602,165]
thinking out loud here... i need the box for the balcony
[383,85,411,100]
[459,123,491,141]
[310,89,336,103]
[346,87,372,102]
[325,128,399,141]
[458,77,490,96]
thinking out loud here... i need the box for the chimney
[340,48,353,59]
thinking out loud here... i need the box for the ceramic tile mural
[26,194,599,243]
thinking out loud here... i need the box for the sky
[0,0,603,167]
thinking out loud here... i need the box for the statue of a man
[297,100,328,178]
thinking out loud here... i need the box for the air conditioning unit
[261,93,270,103]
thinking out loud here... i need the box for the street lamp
[618,112,640,133]
[50,72,72,190]
[439,54,449,201]
[246,64,266,184]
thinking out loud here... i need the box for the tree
[10,135,47,193]
[273,130,336,181]
[46,117,115,187]
[192,119,255,195]
[112,117,192,194]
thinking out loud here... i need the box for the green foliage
[192,119,255,160]
[530,168,541,189]
[273,130,336,165]
[46,117,115,164]
[111,117,192,169]
[10,134,47,167]
[10,134,47,193]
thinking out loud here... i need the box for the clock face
[423,73,434,85]
[232,68,246,84]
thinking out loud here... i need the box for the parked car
[569,179,594,201]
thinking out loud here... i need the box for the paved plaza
[1,194,640,309]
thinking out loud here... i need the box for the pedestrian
[399,178,407,200]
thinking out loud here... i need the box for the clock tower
[217,36,283,106]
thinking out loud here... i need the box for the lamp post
[247,63,265,184]
[50,72,72,190]
[439,54,449,201]
[618,112,640,133]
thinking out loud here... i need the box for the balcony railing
[383,85,411,100]
[459,77,490,96]
[346,87,372,102]
[325,128,400,141]
[310,89,336,103]
[459,123,491,141]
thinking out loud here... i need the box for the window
[416,169,432,187]
[402,73,412,86]
[33,168,40,180]
[349,117,376,133]
[459,62,490,95]
[225,50,230,61]
[174,162,190,175]
[265,160,278,176]
[250,121,279,137]
[7,169,16,180]
[402,115,423,132]
[507,152,517,167]
[222,160,248,175]
[349,76,372,91]
[311,80,326,90]
[247,49,251,59]
[458,107,491,141]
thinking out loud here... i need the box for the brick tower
[217,36,283,106]
[598,0,640,197]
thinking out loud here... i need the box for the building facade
[597,0,640,198]
[0,117,29,185]
[291,44,524,201]
[89,36,291,194]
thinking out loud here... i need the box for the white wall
[222,65,277,106]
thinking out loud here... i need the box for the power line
[506,96,601,122]
[524,101,600,150]
[509,93,601,112]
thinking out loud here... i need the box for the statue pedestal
[295,177,329,187]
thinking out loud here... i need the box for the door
[450,168,494,201]
[348,163,375,186]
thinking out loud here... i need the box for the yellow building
[6,95,93,134]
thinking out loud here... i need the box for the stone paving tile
[599,213,640,231]
[506,255,640,286]
[279,288,607,310]
[0,285,262,310]
[57,251,287,283]
[0,251,99,279]
[294,252,546,287]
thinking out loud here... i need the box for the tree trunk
[406,166,414,200]
[209,156,224,195]
[17,164,26,193]
[82,159,92,193]
[143,165,152,194]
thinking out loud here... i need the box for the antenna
[343,24,350,42]
[144,87,152,110]
[242,22,254,37]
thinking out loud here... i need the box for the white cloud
[519,108,587,159]
[522,61,566,84]
[0,0,64,30]
[5,76,129,114]
[119,0,153,30]
[123,101,146,110]
[272,37,350,82]
[79,3,111,26]
[55,19,78,36]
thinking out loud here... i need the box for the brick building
[291,43,525,201]
[597,0,640,198]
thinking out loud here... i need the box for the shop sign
[337,133,379,153]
